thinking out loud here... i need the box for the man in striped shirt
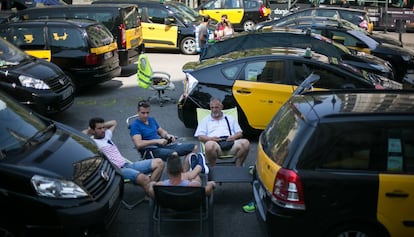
[83,117,164,194]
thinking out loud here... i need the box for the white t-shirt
[93,130,126,168]
[194,114,242,137]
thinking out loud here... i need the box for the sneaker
[189,153,198,170]
[242,202,255,213]
[197,153,209,174]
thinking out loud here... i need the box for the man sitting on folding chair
[194,98,250,167]
[83,117,164,194]
[148,152,216,197]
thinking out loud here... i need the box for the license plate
[259,184,266,200]
[130,38,138,47]
[62,87,73,100]
[109,186,120,208]
[104,51,113,60]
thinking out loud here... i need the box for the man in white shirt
[83,117,164,194]
[194,98,250,166]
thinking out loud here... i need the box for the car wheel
[243,20,255,31]
[326,223,384,237]
[180,36,197,55]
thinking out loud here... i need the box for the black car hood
[8,57,63,80]
[1,123,101,180]
[369,32,403,47]
[374,42,414,57]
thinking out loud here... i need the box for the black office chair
[148,185,214,237]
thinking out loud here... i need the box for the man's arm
[82,119,117,135]
[132,134,167,150]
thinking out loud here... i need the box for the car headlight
[31,175,88,198]
[401,55,411,62]
[19,75,50,90]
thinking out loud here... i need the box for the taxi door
[377,135,414,237]
[140,7,178,49]
[11,26,51,61]
[232,60,294,130]
[198,0,244,24]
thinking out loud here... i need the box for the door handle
[236,89,251,94]
[148,27,155,30]
[385,191,409,198]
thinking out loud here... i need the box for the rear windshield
[262,103,301,165]
[85,24,114,47]
[122,7,140,29]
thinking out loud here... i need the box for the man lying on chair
[194,98,250,166]
[83,117,164,194]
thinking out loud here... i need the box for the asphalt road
[51,51,264,237]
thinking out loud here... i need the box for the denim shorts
[121,159,152,183]
[142,143,196,161]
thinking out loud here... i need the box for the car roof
[291,90,414,122]
[186,46,331,71]
[294,6,368,14]
[4,18,100,27]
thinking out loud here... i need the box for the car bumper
[252,179,322,237]
[118,44,144,66]
[31,86,75,114]
[71,64,122,87]
[177,94,198,129]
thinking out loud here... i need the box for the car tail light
[272,168,305,210]
[85,53,99,65]
[119,23,126,48]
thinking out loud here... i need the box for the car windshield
[0,38,29,66]
[0,93,53,158]
[169,2,201,21]
[86,24,115,47]
[167,5,196,23]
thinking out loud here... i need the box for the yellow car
[253,89,414,237]
[197,0,271,31]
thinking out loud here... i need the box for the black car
[201,29,395,81]
[262,16,403,47]
[297,26,414,84]
[254,89,414,237]
[0,19,122,90]
[93,0,202,55]
[0,91,123,237]
[0,37,74,115]
[10,4,145,67]
[177,47,401,135]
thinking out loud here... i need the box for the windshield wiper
[22,123,56,147]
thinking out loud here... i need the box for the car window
[0,38,28,64]
[222,63,243,80]
[315,9,338,18]
[85,24,114,47]
[244,60,286,83]
[48,26,87,49]
[243,0,258,9]
[316,123,414,173]
[73,12,115,30]
[122,7,140,29]
[262,104,299,165]
[9,26,45,50]
[292,61,368,89]
[147,7,169,24]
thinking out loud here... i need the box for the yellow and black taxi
[196,0,271,31]
[0,90,123,237]
[0,19,121,89]
[0,36,74,115]
[92,0,201,55]
[177,47,401,135]
[10,4,145,66]
[253,89,414,237]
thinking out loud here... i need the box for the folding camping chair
[148,185,214,237]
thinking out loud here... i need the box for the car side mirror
[164,17,175,25]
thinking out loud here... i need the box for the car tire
[180,36,197,55]
[326,223,385,237]
[243,20,255,31]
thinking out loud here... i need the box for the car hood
[9,57,64,80]
[1,122,102,180]
[370,32,403,47]
[374,42,414,57]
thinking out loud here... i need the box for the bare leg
[204,141,220,167]
[150,158,164,181]
[234,139,250,166]
[135,173,151,194]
